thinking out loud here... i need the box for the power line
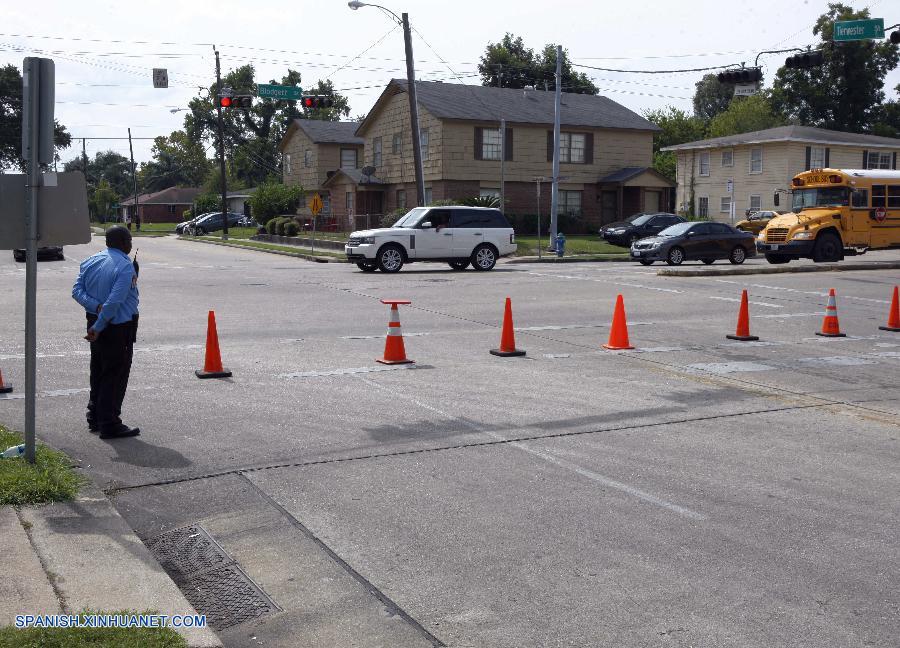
[326,25,399,80]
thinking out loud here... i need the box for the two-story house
[662,125,900,222]
[279,120,364,214]
[320,79,671,230]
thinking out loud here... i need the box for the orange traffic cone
[816,288,846,338]
[879,285,900,332]
[490,297,526,357]
[726,289,759,341]
[603,294,635,350]
[377,299,414,365]
[0,366,11,394]
[195,310,233,378]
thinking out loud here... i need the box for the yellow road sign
[309,193,323,216]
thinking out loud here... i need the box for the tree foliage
[91,179,118,222]
[643,107,707,181]
[478,34,598,94]
[707,94,786,138]
[249,182,304,224]
[692,74,734,122]
[770,3,899,133]
[138,130,210,192]
[184,66,350,187]
[63,150,133,197]
[0,64,71,170]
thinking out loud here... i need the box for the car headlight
[757,232,766,240]
[791,231,814,240]
[359,236,375,244]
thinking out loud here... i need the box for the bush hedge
[283,221,300,237]
[250,183,304,225]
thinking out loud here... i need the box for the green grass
[192,236,346,258]
[0,611,187,648]
[0,426,85,505]
[513,235,627,256]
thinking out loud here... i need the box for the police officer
[71,226,140,439]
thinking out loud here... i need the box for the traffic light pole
[402,13,425,207]
[214,47,228,240]
[128,128,140,230]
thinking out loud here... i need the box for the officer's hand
[84,329,98,342]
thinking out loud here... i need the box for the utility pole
[549,45,562,251]
[402,13,425,206]
[214,46,229,240]
[128,128,140,230]
[82,138,90,221]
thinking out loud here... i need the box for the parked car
[600,212,685,247]
[735,210,782,235]
[188,212,244,235]
[13,246,64,262]
[236,216,258,228]
[175,215,204,235]
[345,206,517,273]
[630,221,757,266]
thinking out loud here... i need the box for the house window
[749,147,763,174]
[480,188,500,198]
[749,195,761,212]
[373,137,382,167]
[809,146,826,169]
[559,133,586,163]
[304,149,311,167]
[340,148,358,169]
[867,152,892,169]
[699,152,710,176]
[396,189,406,209]
[698,196,709,218]
[720,196,732,214]
[559,190,582,216]
[284,154,292,175]
[392,133,402,155]
[424,187,433,205]
[420,128,429,160]
[721,149,733,167]
[346,191,354,214]
[481,128,502,160]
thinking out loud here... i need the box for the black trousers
[86,314,137,430]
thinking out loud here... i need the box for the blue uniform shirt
[72,248,139,333]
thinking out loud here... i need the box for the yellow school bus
[757,168,900,263]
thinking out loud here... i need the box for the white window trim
[749,194,761,211]
[867,151,892,169]
[749,147,763,175]
[373,137,382,167]
[721,149,734,167]
[809,146,826,169]
[420,129,429,160]
[699,152,710,177]
[698,195,709,219]
[284,154,292,175]
[481,128,502,161]
[479,187,500,198]
[720,195,732,214]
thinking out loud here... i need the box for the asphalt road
[1,236,898,647]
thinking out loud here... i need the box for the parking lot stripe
[707,296,783,308]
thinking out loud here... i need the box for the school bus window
[889,186,900,208]
[872,185,886,207]
[851,189,869,208]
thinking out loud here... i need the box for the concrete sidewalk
[0,481,221,647]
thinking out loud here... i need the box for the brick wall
[130,203,190,223]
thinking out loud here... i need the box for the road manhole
[145,525,279,630]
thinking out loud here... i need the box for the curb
[506,255,631,264]
[180,236,346,263]
[657,261,900,277]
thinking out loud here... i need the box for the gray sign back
[0,171,91,249]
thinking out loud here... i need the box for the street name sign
[734,83,759,97]
[833,18,884,41]
[257,84,302,100]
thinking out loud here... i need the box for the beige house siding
[281,129,362,194]
[361,92,443,183]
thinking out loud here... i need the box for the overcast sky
[3,0,898,168]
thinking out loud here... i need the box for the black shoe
[99,425,140,439]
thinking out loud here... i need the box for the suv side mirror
[773,193,780,207]
[421,221,433,229]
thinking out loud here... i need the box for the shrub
[256,225,267,235]
[283,221,299,237]
[505,213,591,236]
[381,207,407,228]
[266,218,278,235]
[183,209,192,219]
[461,195,500,208]
[193,193,219,217]
[250,183,304,224]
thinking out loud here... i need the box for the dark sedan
[630,221,757,266]
[13,247,64,262]
[188,212,243,235]
[600,212,685,247]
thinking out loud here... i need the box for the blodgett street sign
[257,84,302,100]
[833,18,884,41]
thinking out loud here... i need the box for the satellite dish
[361,166,376,184]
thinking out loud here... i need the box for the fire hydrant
[555,232,566,257]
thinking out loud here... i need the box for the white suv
[345,206,517,273]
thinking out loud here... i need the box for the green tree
[706,94,786,138]
[692,74,735,122]
[64,150,134,198]
[249,182,304,224]
[138,130,210,191]
[0,64,72,170]
[184,66,350,187]
[770,3,899,133]
[643,107,707,181]
[478,34,598,94]
[91,179,118,222]
[871,86,900,136]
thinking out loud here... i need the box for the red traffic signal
[219,96,232,108]
[219,95,252,109]
[301,95,334,109]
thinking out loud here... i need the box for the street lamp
[347,1,425,206]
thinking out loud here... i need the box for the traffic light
[218,94,252,109]
[218,96,232,108]
[301,95,334,109]
[891,31,900,45]
[717,67,762,84]
[785,50,825,69]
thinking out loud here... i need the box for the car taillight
[510,233,515,244]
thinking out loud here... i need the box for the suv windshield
[393,208,429,228]
[659,222,692,237]
[792,187,849,211]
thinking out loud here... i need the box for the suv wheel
[471,244,497,271]
[666,246,685,266]
[376,244,405,273]
[448,260,469,271]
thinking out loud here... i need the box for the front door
[600,190,618,225]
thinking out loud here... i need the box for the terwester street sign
[833,18,884,41]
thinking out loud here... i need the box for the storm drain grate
[145,525,279,630]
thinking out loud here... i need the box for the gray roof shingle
[661,125,900,151]
[366,79,658,131]
[293,120,363,144]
